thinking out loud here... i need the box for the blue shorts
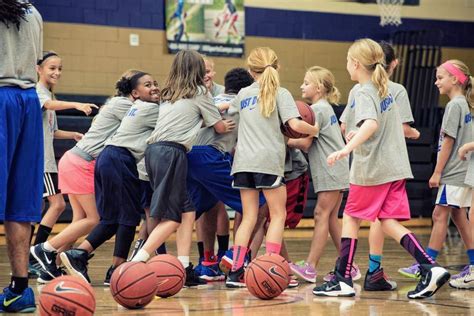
[95,145,141,226]
[187,146,265,219]
[0,87,43,222]
[140,180,153,210]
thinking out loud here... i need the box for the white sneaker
[449,265,474,289]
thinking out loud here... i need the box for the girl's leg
[368,220,384,272]
[262,186,287,254]
[426,205,451,260]
[33,194,66,245]
[328,197,342,251]
[176,211,196,269]
[451,207,474,250]
[216,202,230,258]
[132,219,180,262]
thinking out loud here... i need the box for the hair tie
[441,62,468,85]
[264,64,274,69]
[37,52,59,66]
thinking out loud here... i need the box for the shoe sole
[289,266,316,283]
[59,252,90,284]
[398,269,421,280]
[199,275,225,281]
[313,290,355,297]
[408,269,450,299]
[448,281,474,289]
[225,281,246,288]
[29,246,56,279]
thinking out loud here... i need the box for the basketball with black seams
[245,253,290,300]
[110,261,157,309]
[147,254,186,298]
[281,100,315,138]
[39,275,96,316]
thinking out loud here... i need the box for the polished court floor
[0,227,472,315]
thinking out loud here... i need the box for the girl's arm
[340,122,347,136]
[429,134,454,188]
[459,142,474,160]
[287,118,319,137]
[287,137,313,153]
[54,130,83,141]
[327,119,378,166]
[44,100,98,115]
[403,123,420,139]
[213,119,236,134]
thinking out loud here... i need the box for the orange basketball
[110,261,157,309]
[245,253,290,300]
[281,100,316,138]
[147,254,186,298]
[39,275,95,316]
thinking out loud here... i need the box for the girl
[59,73,161,284]
[30,52,96,277]
[225,47,319,288]
[313,38,449,299]
[131,50,234,282]
[288,66,351,284]
[30,70,142,282]
[399,59,474,282]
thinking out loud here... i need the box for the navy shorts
[95,145,141,226]
[187,146,265,219]
[232,172,285,190]
[0,87,43,222]
[140,180,153,210]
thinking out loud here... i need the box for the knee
[432,208,449,224]
[314,207,330,222]
[49,199,66,214]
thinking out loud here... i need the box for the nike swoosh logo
[44,253,52,264]
[326,284,340,291]
[54,282,85,294]
[463,279,474,284]
[4,295,22,307]
[304,269,316,276]
[269,266,286,279]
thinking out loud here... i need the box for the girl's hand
[73,132,84,142]
[429,172,441,188]
[409,128,421,140]
[222,119,236,132]
[345,130,357,142]
[327,148,350,167]
[458,144,470,161]
[76,103,99,116]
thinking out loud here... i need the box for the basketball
[281,100,316,138]
[39,275,95,316]
[245,253,290,300]
[147,254,186,298]
[110,261,157,309]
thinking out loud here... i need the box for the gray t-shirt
[37,83,58,173]
[339,84,360,133]
[106,100,160,162]
[231,82,300,177]
[194,93,239,153]
[350,82,413,185]
[438,96,473,187]
[465,153,474,187]
[309,99,349,192]
[0,5,42,89]
[284,148,308,181]
[147,87,222,151]
[76,96,133,158]
[211,83,225,97]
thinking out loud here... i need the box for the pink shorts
[58,150,96,195]
[344,180,411,222]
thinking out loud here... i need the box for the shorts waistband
[71,146,95,162]
[154,141,187,152]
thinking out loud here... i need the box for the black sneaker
[407,264,450,299]
[128,239,145,261]
[37,267,66,284]
[30,244,59,279]
[313,270,355,297]
[185,263,207,287]
[225,267,246,288]
[59,249,91,283]
[104,265,116,286]
[364,268,397,291]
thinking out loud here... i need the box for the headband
[441,62,468,85]
[37,52,58,66]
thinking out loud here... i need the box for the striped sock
[336,238,358,279]
[400,233,435,265]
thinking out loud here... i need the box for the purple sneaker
[398,262,421,280]
[289,261,316,283]
[323,264,361,282]
[451,265,469,280]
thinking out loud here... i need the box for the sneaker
[226,267,246,288]
[184,263,207,287]
[323,264,361,282]
[128,239,145,261]
[0,287,36,313]
[28,262,42,278]
[290,261,316,283]
[219,249,234,275]
[364,268,397,291]
[60,249,91,283]
[449,265,474,289]
[398,262,421,280]
[407,264,450,299]
[197,261,225,281]
[313,271,355,297]
[451,265,470,280]
[30,244,59,279]
[104,265,116,286]
[288,275,299,288]
[37,267,66,284]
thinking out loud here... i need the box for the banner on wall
[165,0,244,57]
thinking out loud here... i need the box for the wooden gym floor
[0,222,472,315]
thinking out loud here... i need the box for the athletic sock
[400,233,435,265]
[467,249,474,265]
[9,276,28,295]
[368,254,382,273]
[336,238,358,279]
[265,241,281,255]
[43,241,57,252]
[197,241,204,261]
[178,256,190,268]
[132,249,150,262]
[217,234,230,254]
[231,245,248,271]
[425,247,439,260]
[34,225,52,245]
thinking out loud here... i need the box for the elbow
[213,121,226,134]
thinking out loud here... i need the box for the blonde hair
[161,50,207,103]
[444,59,474,110]
[202,55,214,69]
[247,47,280,118]
[306,66,341,104]
[348,38,389,98]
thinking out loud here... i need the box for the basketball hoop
[377,0,404,27]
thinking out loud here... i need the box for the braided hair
[0,0,31,30]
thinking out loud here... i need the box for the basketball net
[376,0,404,27]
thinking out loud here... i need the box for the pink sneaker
[323,263,361,282]
[289,260,316,283]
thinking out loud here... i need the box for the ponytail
[328,86,341,104]
[305,66,341,105]
[467,76,474,110]
[372,63,389,98]
[441,59,474,110]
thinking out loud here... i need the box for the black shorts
[145,142,194,223]
[232,172,285,190]
[43,172,60,198]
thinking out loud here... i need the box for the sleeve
[145,106,160,129]
[312,107,324,138]
[354,91,378,127]
[394,87,414,124]
[276,88,300,124]
[197,94,222,127]
[36,88,51,109]
[441,102,461,139]
[113,99,134,121]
